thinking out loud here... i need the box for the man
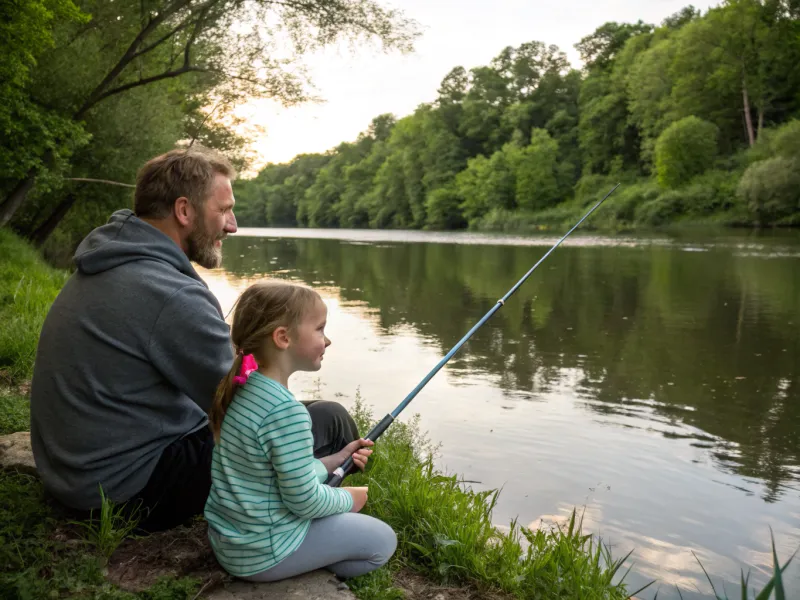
[30,145,360,532]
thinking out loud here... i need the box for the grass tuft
[71,485,143,564]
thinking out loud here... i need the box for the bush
[574,174,617,205]
[737,156,800,225]
[683,169,741,215]
[605,181,661,223]
[770,119,800,159]
[635,190,686,226]
[744,119,800,165]
[655,116,719,188]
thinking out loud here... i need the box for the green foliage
[231,3,799,233]
[510,129,561,211]
[635,189,685,226]
[737,157,800,224]
[425,187,466,230]
[655,116,719,188]
[0,229,68,383]
[1,0,421,247]
[0,0,90,188]
[3,0,799,253]
[749,119,800,163]
[769,119,800,159]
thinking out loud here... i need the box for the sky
[233,0,720,176]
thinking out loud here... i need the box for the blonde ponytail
[207,281,322,442]
[210,350,243,442]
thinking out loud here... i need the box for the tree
[0,0,89,219]
[670,0,799,149]
[655,116,719,188]
[0,0,421,227]
[510,129,561,211]
[625,34,678,166]
[425,187,465,230]
[575,21,652,72]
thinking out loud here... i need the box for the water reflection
[201,231,800,598]
[220,234,800,501]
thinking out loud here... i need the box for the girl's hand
[341,438,374,471]
[343,486,368,512]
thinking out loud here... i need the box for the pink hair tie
[233,354,258,386]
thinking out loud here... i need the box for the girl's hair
[209,280,321,441]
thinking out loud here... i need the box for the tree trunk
[742,79,756,147]
[0,168,38,227]
[28,193,78,248]
[757,106,764,142]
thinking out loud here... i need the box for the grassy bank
[0,229,68,385]
[0,230,638,598]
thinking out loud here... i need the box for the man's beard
[187,221,223,269]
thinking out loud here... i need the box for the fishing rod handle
[325,413,394,487]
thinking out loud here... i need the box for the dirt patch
[0,375,31,395]
[394,569,510,600]
[107,518,230,593]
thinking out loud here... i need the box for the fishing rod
[325,183,621,487]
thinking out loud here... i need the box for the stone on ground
[205,573,355,600]
[0,430,36,473]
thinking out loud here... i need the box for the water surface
[200,228,800,598]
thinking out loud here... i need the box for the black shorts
[121,400,359,532]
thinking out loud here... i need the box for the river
[198,227,800,599]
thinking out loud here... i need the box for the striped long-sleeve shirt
[204,371,354,577]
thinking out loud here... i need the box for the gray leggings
[242,513,397,582]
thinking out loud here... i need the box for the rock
[205,571,356,600]
[0,431,36,474]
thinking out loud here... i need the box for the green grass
[0,228,69,385]
[346,395,645,599]
[0,468,201,599]
[0,389,29,434]
[71,485,143,564]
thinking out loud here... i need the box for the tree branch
[88,64,205,105]
[65,178,135,188]
[78,4,211,111]
[131,19,194,61]
[73,0,198,119]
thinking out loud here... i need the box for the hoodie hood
[74,209,201,280]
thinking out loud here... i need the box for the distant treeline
[234,0,800,232]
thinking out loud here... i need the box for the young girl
[204,281,397,582]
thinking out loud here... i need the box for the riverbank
[0,229,642,599]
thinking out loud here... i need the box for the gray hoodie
[30,209,234,510]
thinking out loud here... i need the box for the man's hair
[134,145,237,219]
